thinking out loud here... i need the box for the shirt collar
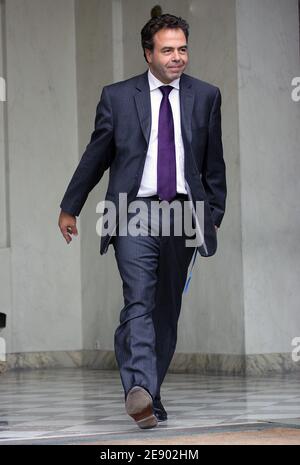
[147,68,180,91]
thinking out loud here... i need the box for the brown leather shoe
[125,386,158,429]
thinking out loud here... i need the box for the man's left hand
[215,225,218,231]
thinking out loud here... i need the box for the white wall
[236,0,300,354]
[0,0,12,352]
[74,0,121,352]
[0,0,7,248]
[4,0,82,352]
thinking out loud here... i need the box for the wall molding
[1,350,299,375]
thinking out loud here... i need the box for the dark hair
[141,14,189,63]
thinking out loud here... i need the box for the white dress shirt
[137,68,187,197]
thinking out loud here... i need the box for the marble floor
[0,368,299,444]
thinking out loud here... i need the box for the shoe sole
[125,387,158,429]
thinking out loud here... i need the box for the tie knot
[159,85,173,97]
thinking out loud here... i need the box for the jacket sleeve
[201,88,227,227]
[60,86,115,217]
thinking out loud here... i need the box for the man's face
[145,28,188,83]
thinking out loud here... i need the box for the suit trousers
[112,195,196,401]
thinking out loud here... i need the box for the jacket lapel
[134,71,195,146]
[134,71,151,145]
[179,73,194,144]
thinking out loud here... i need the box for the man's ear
[145,49,152,64]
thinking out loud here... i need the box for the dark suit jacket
[60,70,227,257]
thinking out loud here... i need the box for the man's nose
[172,50,180,61]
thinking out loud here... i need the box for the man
[58,14,226,429]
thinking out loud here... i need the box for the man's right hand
[58,210,78,244]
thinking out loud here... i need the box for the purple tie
[157,85,177,201]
